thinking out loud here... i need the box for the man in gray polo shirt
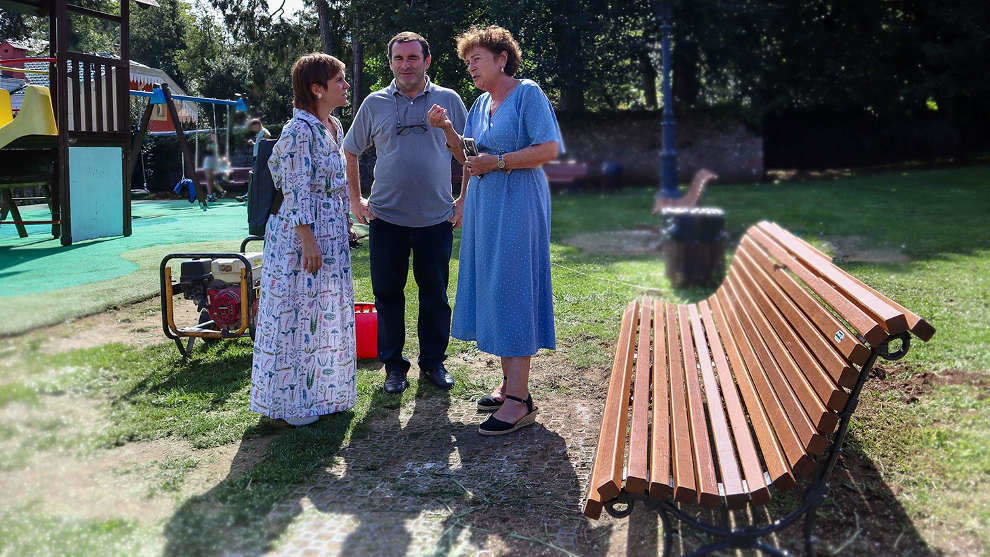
[344,31,468,394]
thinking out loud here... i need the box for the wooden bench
[195,166,251,191]
[584,221,935,555]
[544,159,588,185]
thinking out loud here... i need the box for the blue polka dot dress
[451,80,564,357]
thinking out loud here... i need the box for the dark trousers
[369,218,453,371]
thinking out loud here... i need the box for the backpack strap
[270,117,324,216]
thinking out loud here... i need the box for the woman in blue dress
[428,25,563,435]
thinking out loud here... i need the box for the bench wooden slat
[841,270,936,342]
[720,282,821,472]
[649,299,673,499]
[700,300,770,504]
[732,256,850,415]
[758,222,909,336]
[679,304,722,508]
[583,481,604,519]
[726,273,836,444]
[591,300,638,502]
[688,304,746,507]
[668,303,698,503]
[714,290,806,485]
[740,239,863,386]
[748,227,888,346]
[625,301,653,494]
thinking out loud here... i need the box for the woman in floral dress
[250,53,355,426]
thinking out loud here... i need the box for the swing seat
[173,178,197,203]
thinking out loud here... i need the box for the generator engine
[206,284,243,330]
[176,253,263,332]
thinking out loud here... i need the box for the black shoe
[383,363,409,394]
[479,394,539,436]
[477,394,503,412]
[420,363,455,391]
[477,375,507,412]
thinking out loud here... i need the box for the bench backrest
[584,221,934,517]
[710,221,925,474]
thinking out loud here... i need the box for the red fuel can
[354,302,378,360]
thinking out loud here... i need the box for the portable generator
[160,236,264,357]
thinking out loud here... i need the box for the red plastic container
[354,302,378,360]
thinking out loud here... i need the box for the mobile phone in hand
[463,137,479,157]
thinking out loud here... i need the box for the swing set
[128,85,247,207]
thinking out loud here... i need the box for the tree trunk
[553,2,585,112]
[672,37,700,108]
[639,48,658,110]
[317,0,333,54]
[351,23,364,109]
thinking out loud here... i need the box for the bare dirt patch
[563,227,663,256]
[0,304,271,527]
[0,296,201,355]
[2,428,271,524]
[874,366,990,403]
[821,235,910,264]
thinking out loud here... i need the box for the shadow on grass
[619,432,934,555]
[160,362,613,556]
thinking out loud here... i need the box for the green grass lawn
[0,165,987,555]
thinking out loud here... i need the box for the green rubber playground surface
[0,199,255,336]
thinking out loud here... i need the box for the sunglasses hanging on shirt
[394,95,429,136]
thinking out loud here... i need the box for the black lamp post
[657,0,679,199]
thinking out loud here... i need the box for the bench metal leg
[659,506,675,556]
[803,510,816,556]
[607,493,810,556]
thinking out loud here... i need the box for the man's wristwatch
[497,153,506,170]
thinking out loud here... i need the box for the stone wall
[555,111,763,185]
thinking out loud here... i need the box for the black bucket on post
[660,207,727,288]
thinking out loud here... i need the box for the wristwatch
[497,153,506,170]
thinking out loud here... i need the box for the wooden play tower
[0,0,157,245]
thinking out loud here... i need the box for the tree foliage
[4,0,985,150]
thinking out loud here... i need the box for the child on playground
[202,134,226,202]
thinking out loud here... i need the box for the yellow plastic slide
[0,85,58,150]
[0,89,12,127]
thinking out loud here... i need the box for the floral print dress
[250,108,356,420]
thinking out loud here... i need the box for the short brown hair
[455,25,522,76]
[291,53,345,110]
[248,118,263,127]
[388,31,430,60]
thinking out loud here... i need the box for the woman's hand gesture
[427,104,453,131]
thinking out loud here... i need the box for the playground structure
[0,84,59,237]
[0,0,157,246]
[128,85,248,204]
[1,0,251,243]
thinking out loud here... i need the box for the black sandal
[478,394,538,436]
[477,376,506,412]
